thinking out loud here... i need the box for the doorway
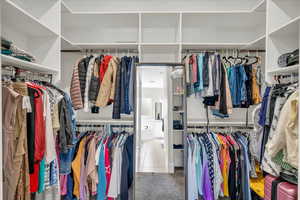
[134,64,185,200]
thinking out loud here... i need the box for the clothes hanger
[235,49,243,65]
[245,51,259,65]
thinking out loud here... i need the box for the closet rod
[187,121,254,127]
[76,119,134,124]
[61,49,138,53]
[182,49,265,53]
[76,124,134,128]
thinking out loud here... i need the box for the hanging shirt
[71,137,87,199]
[108,140,124,198]
[100,55,112,82]
[267,91,299,169]
[97,143,106,200]
[194,54,204,92]
[202,54,214,97]
[187,139,197,200]
[191,54,198,83]
[84,56,96,112]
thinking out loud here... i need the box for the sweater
[267,91,299,168]
[70,58,84,110]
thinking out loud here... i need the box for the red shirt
[27,83,46,162]
[26,83,46,193]
[104,138,113,200]
[100,55,112,82]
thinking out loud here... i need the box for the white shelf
[2,0,59,37]
[173,130,184,132]
[61,1,72,13]
[59,0,266,14]
[141,43,180,47]
[61,36,80,50]
[242,35,266,50]
[61,36,139,50]
[252,0,266,12]
[173,93,184,96]
[182,43,247,49]
[173,110,184,113]
[267,65,299,74]
[269,16,300,37]
[73,43,139,49]
[1,55,59,74]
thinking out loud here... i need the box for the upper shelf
[2,0,59,37]
[267,64,299,74]
[61,0,265,14]
[61,1,72,13]
[269,16,300,37]
[61,36,139,50]
[182,35,266,50]
[1,55,59,74]
[252,0,266,12]
[61,35,266,50]
[241,35,266,50]
[73,43,139,49]
[182,43,247,49]
[61,36,80,50]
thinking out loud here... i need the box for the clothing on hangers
[183,52,262,118]
[186,130,252,200]
[249,83,298,185]
[70,54,139,118]
[2,76,74,200]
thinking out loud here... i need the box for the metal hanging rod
[182,49,265,53]
[187,125,252,129]
[61,48,139,53]
[76,119,134,124]
[187,121,254,127]
[76,124,134,128]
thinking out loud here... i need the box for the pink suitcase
[277,182,298,200]
[264,174,278,200]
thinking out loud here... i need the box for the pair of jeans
[120,56,132,114]
[59,146,75,175]
[120,135,134,200]
[128,56,138,112]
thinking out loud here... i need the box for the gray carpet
[135,169,185,200]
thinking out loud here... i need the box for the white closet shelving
[61,0,266,62]
[265,0,300,82]
[1,0,61,78]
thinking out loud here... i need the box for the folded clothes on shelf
[173,144,184,149]
[278,49,299,67]
[1,37,36,62]
[173,120,183,130]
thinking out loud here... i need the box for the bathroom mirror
[134,63,186,200]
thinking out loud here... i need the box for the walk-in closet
[1,0,299,199]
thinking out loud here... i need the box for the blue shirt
[97,144,106,200]
[258,87,271,126]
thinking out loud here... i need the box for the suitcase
[264,174,278,200]
[277,182,298,200]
